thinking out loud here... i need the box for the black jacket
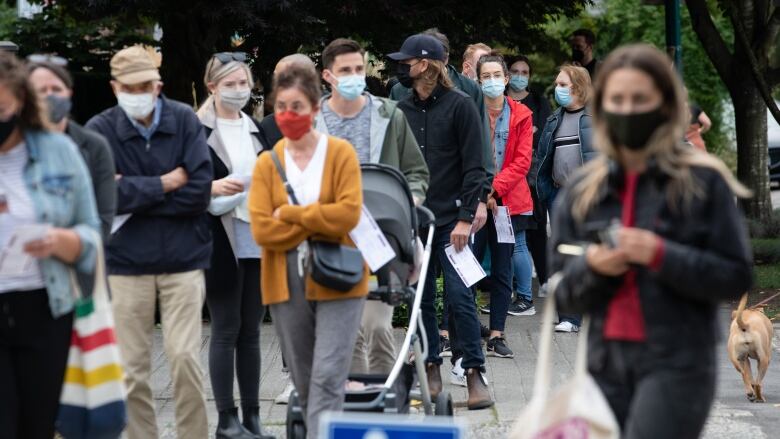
[86,96,213,275]
[550,163,752,371]
[256,113,283,151]
[66,121,117,241]
[397,85,486,226]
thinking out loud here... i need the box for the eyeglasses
[213,52,248,64]
[27,54,68,66]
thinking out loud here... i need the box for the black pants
[593,341,716,439]
[0,289,73,439]
[206,259,265,412]
[526,187,548,286]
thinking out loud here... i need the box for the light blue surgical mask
[481,78,506,99]
[555,85,572,107]
[509,75,528,92]
[335,74,366,101]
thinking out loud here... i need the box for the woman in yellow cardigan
[248,64,367,438]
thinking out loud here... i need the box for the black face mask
[604,108,666,150]
[572,48,585,63]
[396,63,414,88]
[0,115,17,146]
[45,95,72,124]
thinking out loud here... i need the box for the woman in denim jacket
[0,52,100,439]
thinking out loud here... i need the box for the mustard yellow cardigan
[248,135,369,305]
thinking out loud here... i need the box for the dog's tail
[736,293,749,331]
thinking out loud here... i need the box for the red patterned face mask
[275,111,312,140]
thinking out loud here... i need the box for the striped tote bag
[57,234,127,439]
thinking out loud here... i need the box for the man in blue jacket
[86,45,213,439]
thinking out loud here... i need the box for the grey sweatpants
[350,300,396,375]
[270,250,365,439]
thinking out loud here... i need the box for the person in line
[248,64,368,439]
[506,55,553,314]
[535,64,595,333]
[316,38,429,376]
[389,34,493,410]
[28,59,116,241]
[461,43,491,81]
[0,51,100,439]
[551,44,752,439]
[473,52,534,359]
[86,45,213,439]
[570,28,600,79]
[686,102,711,151]
[196,52,274,439]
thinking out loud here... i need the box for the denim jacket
[22,130,100,318]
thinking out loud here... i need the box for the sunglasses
[213,52,248,64]
[27,54,68,66]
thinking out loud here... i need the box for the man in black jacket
[86,46,213,439]
[390,34,493,410]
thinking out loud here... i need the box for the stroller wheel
[434,391,454,416]
[286,391,307,438]
[291,422,306,439]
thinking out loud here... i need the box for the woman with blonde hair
[196,52,272,439]
[550,44,752,438]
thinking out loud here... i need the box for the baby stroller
[286,163,452,438]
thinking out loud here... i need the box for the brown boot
[467,368,494,410]
[426,363,442,399]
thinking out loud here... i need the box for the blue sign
[321,413,464,439]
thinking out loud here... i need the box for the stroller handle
[415,206,435,228]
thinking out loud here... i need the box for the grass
[750,264,780,320]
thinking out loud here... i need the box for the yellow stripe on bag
[64,363,123,388]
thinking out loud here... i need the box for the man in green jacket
[315,38,429,375]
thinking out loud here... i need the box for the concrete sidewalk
[149,299,780,438]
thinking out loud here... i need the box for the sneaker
[275,379,295,404]
[440,335,452,357]
[480,324,491,339]
[486,336,514,358]
[479,304,491,314]
[537,283,548,298]
[450,358,467,387]
[555,321,580,333]
[507,298,536,316]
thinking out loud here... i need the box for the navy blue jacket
[534,106,596,209]
[86,96,213,275]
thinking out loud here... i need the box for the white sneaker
[450,358,467,387]
[554,321,579,333]
[275,379,295,404]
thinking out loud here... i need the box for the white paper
[444,244,486,288]
[111,214,131,234]
[0,223,51,276]
[228,173,253,190]
[349,205,396,272]
[493,206,515,244]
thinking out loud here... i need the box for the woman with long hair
[550,44,752,438]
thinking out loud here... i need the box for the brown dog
[728,293,774,402]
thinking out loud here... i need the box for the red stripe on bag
[71,328,117,352]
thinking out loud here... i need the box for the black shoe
[480,324,491,339]
[440,335,452,357]
[487,336,514,358]
[216,408,257,439]
[507,298,536,316]
[242,406,275,439]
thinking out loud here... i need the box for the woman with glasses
[196,52,272,439]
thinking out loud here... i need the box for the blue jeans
[472,212,514,332]
[421,222,485,369]
[512,230,533,302]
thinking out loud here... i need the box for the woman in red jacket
[474,52,534,358]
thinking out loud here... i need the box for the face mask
[481,78,506,99]
[219,88,251,112]
[396,63,414,88]
[117,92,155,120]
[555,86,572,107]
[45,94,72,124]
[275,111,313,141]
[572,48,585,63]
[603,108,666,150]
[334,74,366,101]
[0,115,17,146]
[509,75,528,92]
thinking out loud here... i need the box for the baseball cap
[388,34,446,62]
[111,45,161,85]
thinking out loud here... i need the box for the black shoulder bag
[269,149,364,292]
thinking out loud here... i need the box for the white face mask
[218,87,251,112]
[117,92,155,120]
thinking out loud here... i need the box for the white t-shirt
[0,143,45,293]
[284,134,328,206]
[217,114,256,222]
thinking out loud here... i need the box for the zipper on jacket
[535,112,559,191]
[146,141,151,151]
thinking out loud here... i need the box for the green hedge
[752,239,780,265]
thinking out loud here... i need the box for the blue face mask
[509,75,528,92]
[481,78,506,99]
[555,85,572,107]
[335,74,366,101]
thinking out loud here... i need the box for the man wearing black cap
[389,34,493,410]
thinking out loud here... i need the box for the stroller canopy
[360,164,416,264]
